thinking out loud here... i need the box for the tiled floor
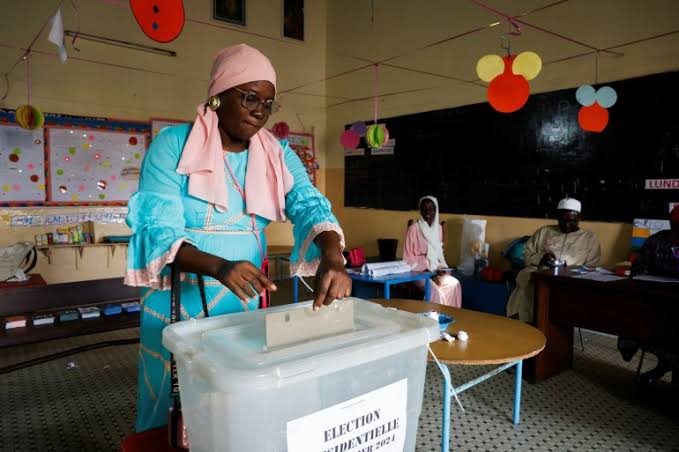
[1,287,677,451]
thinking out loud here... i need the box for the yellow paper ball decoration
[476,54,505,82]
[15,105,45,130]
[512,51,542,81]
[365,124,389,149]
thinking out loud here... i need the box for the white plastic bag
[458,217,487,276]
[0,241,37,282]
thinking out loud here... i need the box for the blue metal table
[372,299,546,452]
[267,245,293,281]
[293,270,433,303]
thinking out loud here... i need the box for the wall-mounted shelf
[37,243,128,267]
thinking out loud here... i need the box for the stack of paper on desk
[361,261,413,277]
[633,275,679,283]
[573,272,626,282]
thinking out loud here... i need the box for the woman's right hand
[216,260,277,302]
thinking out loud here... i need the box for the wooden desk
[532,269,679,381]
[0,277,140,348]
[372,299,545,452]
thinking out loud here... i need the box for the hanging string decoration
[130,0,185,43]
[576,85,617,132]
[366,64,389,149]
[476,51,542,113]
[16,53,44,130]
[339,66,390,150]
[575,54,617,132]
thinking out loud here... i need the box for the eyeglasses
[233,87,281,115]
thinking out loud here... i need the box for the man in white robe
[506,198,602,322]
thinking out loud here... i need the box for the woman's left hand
[314,252,352,310]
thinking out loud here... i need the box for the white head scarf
[417,195,448,271]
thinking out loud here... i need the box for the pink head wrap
[176,44,294,221]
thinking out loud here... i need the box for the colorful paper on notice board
[631,218,671,250]
[287,132,317,186]
[48,128,146,203]
[0,124,46,202]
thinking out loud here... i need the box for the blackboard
[345,71,679,222]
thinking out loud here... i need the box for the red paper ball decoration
[477,52,541,114]
[578,103,609,132]
[487,56,530,113]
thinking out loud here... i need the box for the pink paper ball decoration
[272,121,290,139]
[340,129,361,149]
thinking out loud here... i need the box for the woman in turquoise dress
[125,44,351,432]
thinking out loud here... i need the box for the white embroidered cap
[557,197,581,213]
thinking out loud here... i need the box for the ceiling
[322,0,679,118]
[1,0,678,121]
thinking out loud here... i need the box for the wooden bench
[0,277,140,348]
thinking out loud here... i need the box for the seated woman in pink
[403,196,461,307]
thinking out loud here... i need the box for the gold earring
[208,95,221,111]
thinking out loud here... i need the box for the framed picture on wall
[214,0,246,26]
[283,0,304,41]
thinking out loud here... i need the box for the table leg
[513,360,523,425]
[293,276,299,303]
[534,280,573,381]
[425,277,431,302]
[384,283,391,299]
[439,363,452,452]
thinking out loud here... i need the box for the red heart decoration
[130,0,185,43]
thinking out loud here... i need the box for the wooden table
[372,299,545,452]
[0,274,46,289]
[532,268,679,381]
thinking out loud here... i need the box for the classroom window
[283,0,304,41]
[214,0,246,26]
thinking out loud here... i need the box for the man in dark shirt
[632,206,679,277]
[619,205,679,389]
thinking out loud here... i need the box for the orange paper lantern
[578,102,609,132]
[486,56,530,113]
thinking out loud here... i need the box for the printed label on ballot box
[286,379,408,452]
